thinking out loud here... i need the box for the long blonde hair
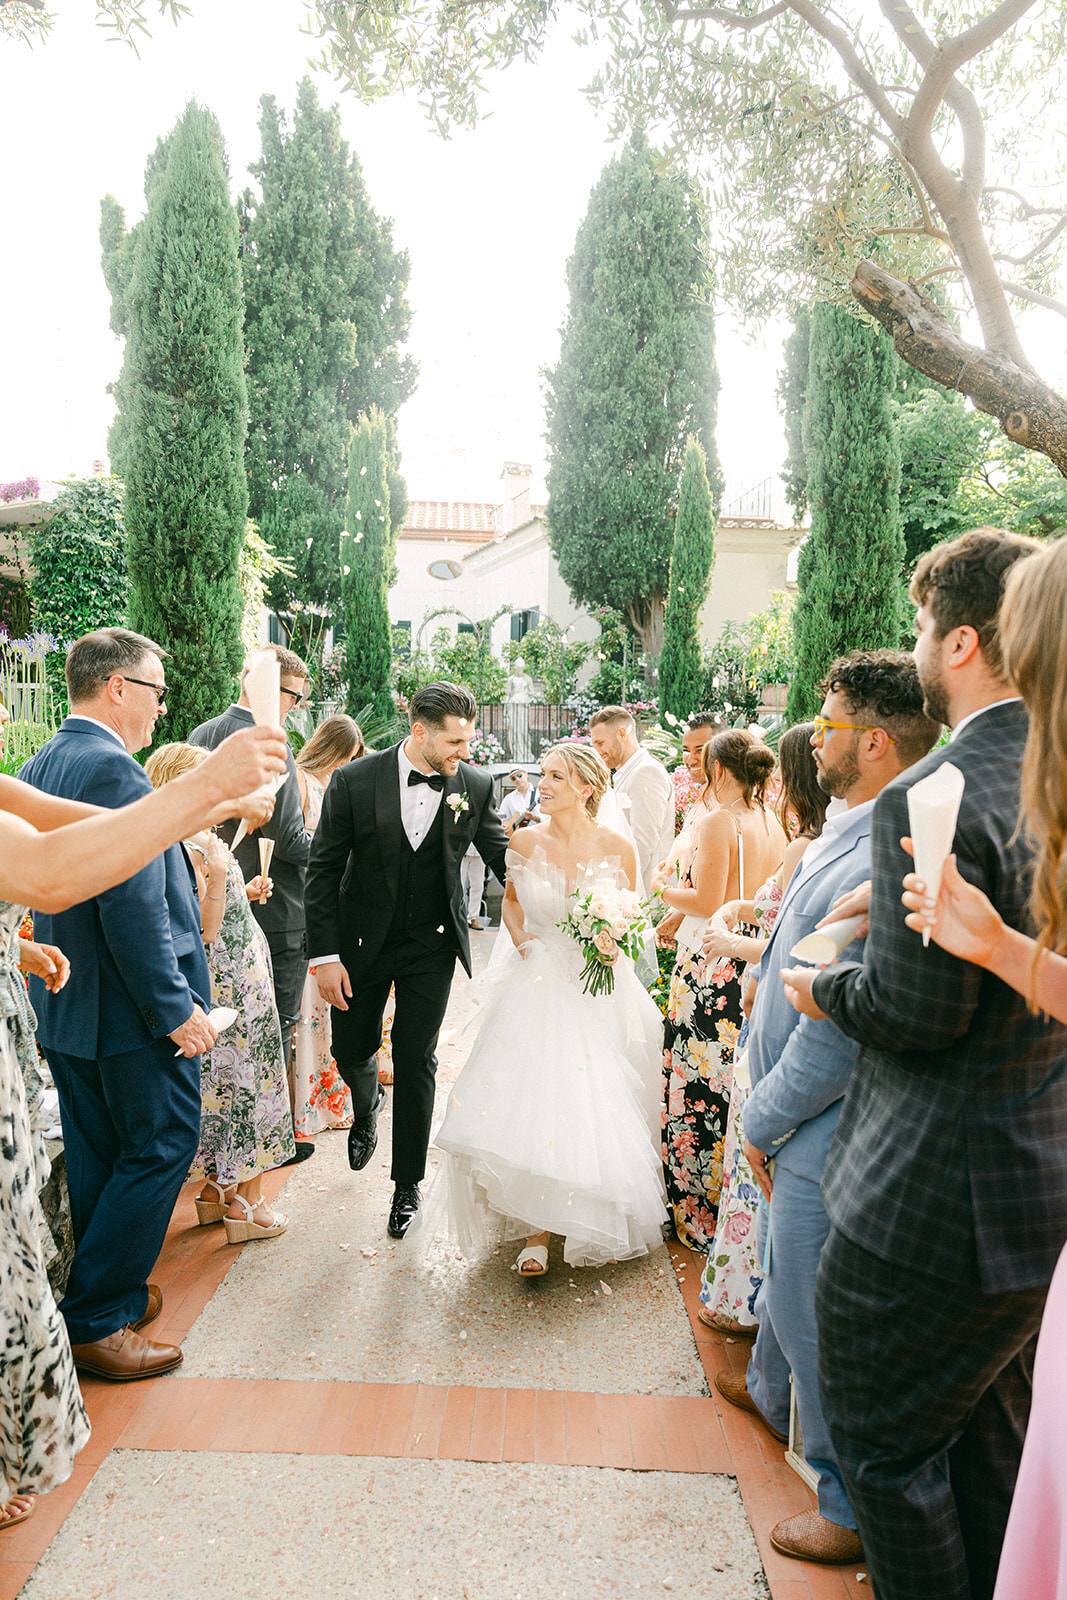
[1000,536,1067,967]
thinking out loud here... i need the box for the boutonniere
[446,792,470,823]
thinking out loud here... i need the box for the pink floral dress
[698,872,783,1330]
[292,773,354,1136]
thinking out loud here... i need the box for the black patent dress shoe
[279,1140,315,1169]
[347,1084,386,1172]
[387,1183,421,1239]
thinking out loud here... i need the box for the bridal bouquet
[557,881,652,997]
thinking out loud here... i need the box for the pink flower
[593,929,617,959]
[723,1211,751,1244]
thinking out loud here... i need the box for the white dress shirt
[612,747,675,896]
[311,741,445,968]
[499,787,539,826]
[398,739,445,848]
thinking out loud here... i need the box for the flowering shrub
[467,729,504,766]
[0,476,40,504]
[317,643,349,706]
[672,765,703,832]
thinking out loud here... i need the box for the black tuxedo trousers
[332,934,455,1185]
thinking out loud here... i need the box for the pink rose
[593,929,618,959]
[723,1212,751,1244]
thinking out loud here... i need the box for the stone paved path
[1,936,870,1600]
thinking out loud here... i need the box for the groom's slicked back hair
[409,681,477,729]
[66,626,166,704]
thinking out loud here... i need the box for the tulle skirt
[431,933,668,1268]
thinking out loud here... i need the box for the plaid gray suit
[811,701,1067,1600]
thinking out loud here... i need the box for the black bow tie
[407,769,444,791]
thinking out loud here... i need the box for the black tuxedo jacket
[304,744,509,979]
[815,701,1067,1294]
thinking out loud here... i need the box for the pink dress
[291,773,354,1136]
[993,1243,1067,1600]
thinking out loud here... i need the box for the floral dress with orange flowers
[292,772,355,1136]
[662,861,753,1250]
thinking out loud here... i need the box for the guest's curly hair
[819,650,940,767]
[542,744,611,819]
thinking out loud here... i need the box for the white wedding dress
[431,846,667,1268]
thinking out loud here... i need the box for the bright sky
[0,0,793,517]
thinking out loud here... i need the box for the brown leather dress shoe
[69,1326,183,1382]
[130,1283,162,1332]
[770,1509,865,1565]
[714,1368,788,1443]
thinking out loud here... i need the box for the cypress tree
[786,305,905,721]
[777,306,811,524]
[659,437,716,719]
[544,130,722,659]
[342,409,394,723]
[105,102,247,737]
[240,78,416,648]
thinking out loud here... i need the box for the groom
[305,681,509,1237]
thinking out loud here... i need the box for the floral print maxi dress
[698,873,783,1331]
[292,773,355,1135]
[662,847,753,1250]
[188,854,296,1183]
[0,899,90,1501]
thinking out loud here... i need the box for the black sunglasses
[111,675,167,705]
[280,685,309,707]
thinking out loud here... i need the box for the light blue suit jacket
[742,804,873,1182]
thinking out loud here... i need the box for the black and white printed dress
[0,899,89,1501]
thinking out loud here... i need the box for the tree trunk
[852,259,1067,477]
[628,593,665,664]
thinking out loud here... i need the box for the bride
[432,743,667,1277]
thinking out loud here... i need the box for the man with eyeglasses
[782,530,1067,1600]
[712,649,939,1566]
[18,628,221,1378]
[188,643,314,1161]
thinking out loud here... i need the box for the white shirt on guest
[612,746,675,896]
[398,738,444,849]
[499,787,539,825]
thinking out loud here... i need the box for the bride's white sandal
[223,1195,288,1244]
[516,1244,549,1276]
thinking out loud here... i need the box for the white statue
[504,656,537,761]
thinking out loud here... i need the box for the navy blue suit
[21,718,210,1342]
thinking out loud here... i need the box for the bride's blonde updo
[542,743,611,820]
